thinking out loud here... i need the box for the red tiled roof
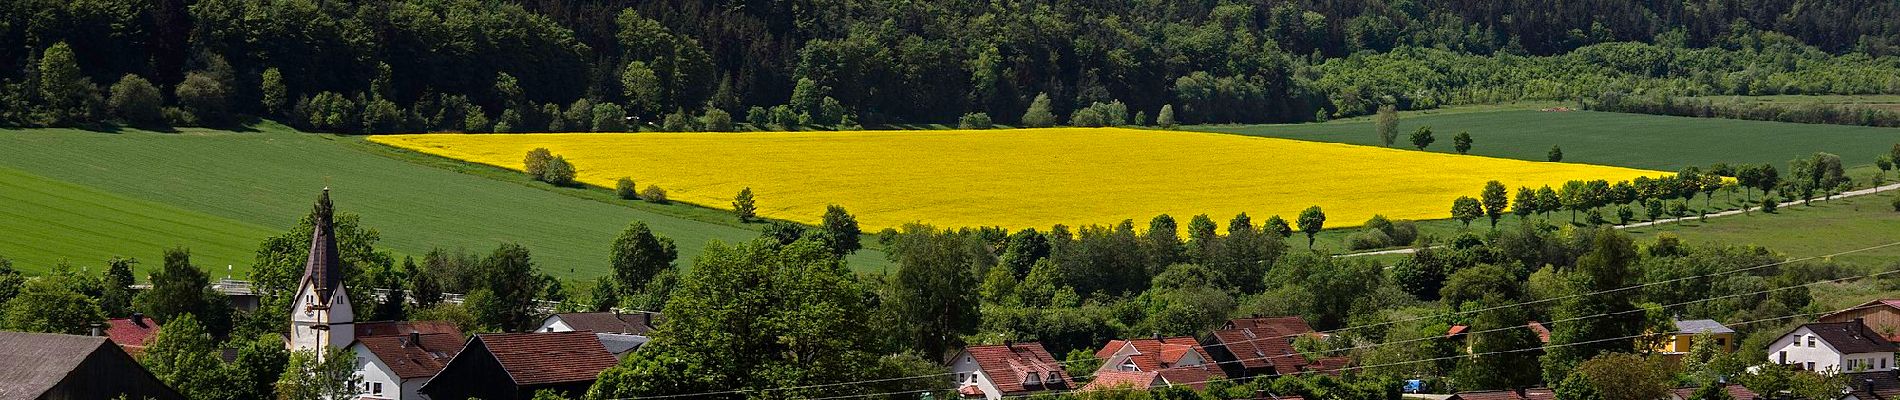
[1446,325,1469,337]
[104,316,161,349]
[1210,326,1309,374]
[1106,336,1212,371]
[1226,317,1316,334]
[1155,367,1219,389]
[357,333,465,380]
[1081,371,1165,391]
[475,331,620,385]
[548,312,660,335]
[1449,388,1555,400]
[1527,321,1551,344]
[958,385,986,397]
[961,342,1069,395]
[355,320,462,338]
[1671,384,1760,400]
[1306,357,1352,376]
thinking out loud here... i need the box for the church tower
[288,188,354,359]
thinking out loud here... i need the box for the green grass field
[1192,110,1900,170]
[1623,191,1900,266]
[0,124,890,278]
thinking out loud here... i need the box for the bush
[524,148,553,177]
[592,103,627,132]
[107,74,164,127]
[1386,220,1419,246]
[1346,229,1393,250]
[361,98,404,134]
[615,177,638,199]
[1069,100,1128,127]
[1157,105,1176,129]
[175,71,231,127]
[1762,196,1778,213]
[661,111,693,132]
[541,156,576,186]
[1021,93,1056,128]
[701,108,734,132]
[1892,196,1900,212]
[641,185,668,204]
[958,112,993,129]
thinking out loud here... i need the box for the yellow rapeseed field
[369,128,1667,231]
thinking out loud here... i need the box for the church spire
[300,187,343,305]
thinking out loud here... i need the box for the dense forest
[7,0,1900,133]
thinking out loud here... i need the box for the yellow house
[1655,319,1737,354]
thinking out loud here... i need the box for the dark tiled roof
[1155,367,1219,389]
[961,342,1068,395]
[1448,388,1555,400]
[299,189,344,304]
[105,316,161,349]
[1210,326,1308,374]
[550,312,660,335]
[476,331,620,385]
[1800,321,1897,354]
[1306,356,1352,376]
[1845,371,1900,400]
[358,333,465,380]
[1671,384,1760,400]
[0,332,108,398]
[1225,317,1316,334]
[355,320,462,338]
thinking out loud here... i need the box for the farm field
[1622,190,1900,267]
[370,128,1668,233]
[0,125,890,277]
[1194,110,1900,170]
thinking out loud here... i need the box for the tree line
[8,0,1900,134]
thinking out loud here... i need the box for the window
[958,373,967,383]
[1884,358,1889,370]
[1807,335,1817,347]
[1807,362,1816,370]
[1048,372,1059,382]
[373,382,383,395]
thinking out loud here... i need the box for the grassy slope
[0,124,889,278]
[1623,191,1900,266]
[0,166,277,277]
[1191,110,1900,170]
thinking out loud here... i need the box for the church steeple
[300,187,344,306]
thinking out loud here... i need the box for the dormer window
[1024,373,1040,385]
[1119,359,1139,372]
[1047,372,1059,382]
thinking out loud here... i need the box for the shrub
[524,148,553,178]
[615,177,638,200]
[1762,196,1778,213]
[1892,196,1900,212]
[462,104,490,132]
[958,112,993,129]
[1386,220,1419,246]
[107,74,164,126]
[701,108,734,132]
[592,103,627,132]
[175,71,231,127]
[361,98,404,134]
[661,111,693,132]
[541,156,576,186]
[301,92,359,132]
[641,185,669,204]
[1346,229,1392,250]
[746,106,769,126]
[564,99,594,131]
[1069,101,1128,127]
[1021,93,1056,128]
[1157,105,1176,129]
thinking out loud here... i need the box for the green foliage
[260,68,287,117]
[621,62,662,117]
[615,177,638,200]
[467,243,547,332]
[957,112,993,129]
[821,205,862,257]
[1480,181,1509,229]
[1021,93,1057,128]
[107,74,164,127]
[1,275,103,334]
[99,257,136,317]
[1070,100,1129,127]
[641,184,668,204]
[275,348,362,400]
[884,224,985,356]
[731,188,757,222]
[1548,145,1564,162]
[1156,105,1176,129]
[611,221,678,297]
[35,42,97,126]
[591,102,628,132]
[1541,229,1643,383]
[134,247,232,337]
[1453,131,1474,154]
[1450,196,1484,229]
[175,70,232,127]
[1409,126,1436,150]
[298,92,357,132]
[141,314,232,400]
[1297,206,1326,249]
[230,333,290,400]
[699,107,733,132]
[1375,104,1399,146]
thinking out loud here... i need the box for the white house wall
[537,316,573,333]
[1765,327,1895,373]
[350,343,401,399]
[949,351,1005,400]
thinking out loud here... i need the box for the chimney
[90,323,103,337]
[1857,317,1869,338]
[642,312,654,329]
[132,312,146,327]
[408,332,421,347]
[1004,339,1014,348]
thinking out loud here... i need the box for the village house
[419,331,621,400]
[537,311,661,358]
[347,321,465,400]
[1823,300,1900,342]
[1653,319,1736,356]
[1666,384,1759,400]
[103,313,160,357]
[1768,319,1896,373]
[0,331,184,400]
[1202,316,1317,379]
[1842,371,1900,400]
[947,341,1070,400]
[1444,388,1555,400]
[1082,336,1220,391]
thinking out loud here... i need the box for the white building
[1769,319,1897,373]
[348,331,462,399]
[288,189,355,358]
[948,342,1069,400]
[537,311,660,358]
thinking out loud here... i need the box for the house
[419,331,621,400]
[288,189,356,360]
[1654,319,1737,355]
[346,322,464,400]
[1823,300,1900,342]
[537,311,661,357]
[1445,388,1554,400]
[1081,371,1170,391]
[1447,321,1551,353]
[1203,316,1317,379]
[1842,371,1900,400]
[1669,383,1760,400]
[1086,336,1220,390]
[1768,319,1896,373]
[947,342,1070,400]
[0,331,185,400]
[103,313,160,357]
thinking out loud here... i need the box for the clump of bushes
[958,112,993,129]
[523,148,577,186]
[615,177,638,200]
[1345,215,1419,250]
[641,185,669,204]
[1069,100,1129,127]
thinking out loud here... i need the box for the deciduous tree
[1297,206,1326,249]
[1375,104,1398,146]
[1481,181,1509,229]
[1453,131,1474,154]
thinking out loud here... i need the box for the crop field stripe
[371,128,1668,233]
[1193,110,1900,170]
[0,165,275,275]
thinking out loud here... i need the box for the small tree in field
[1644,198,1664,222]
[524,148,553,177]
[1297,206,1326,249]
[732,188,758,222]
[1548,145,1564,162]
[1453,131,1473,154]
[542,156,576,186]
[1375,104,1398,146]
[958,112,993,129]
[1022,93,1056,128]
[1410,126,1435,150]
[1451,196,1483,229]
[615,177,638,200]
[1481,181,1509,229]
[1157,105,1177,129]
[1616,205,1635,225]
[108,74,164,126]
[641,185,668,204]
